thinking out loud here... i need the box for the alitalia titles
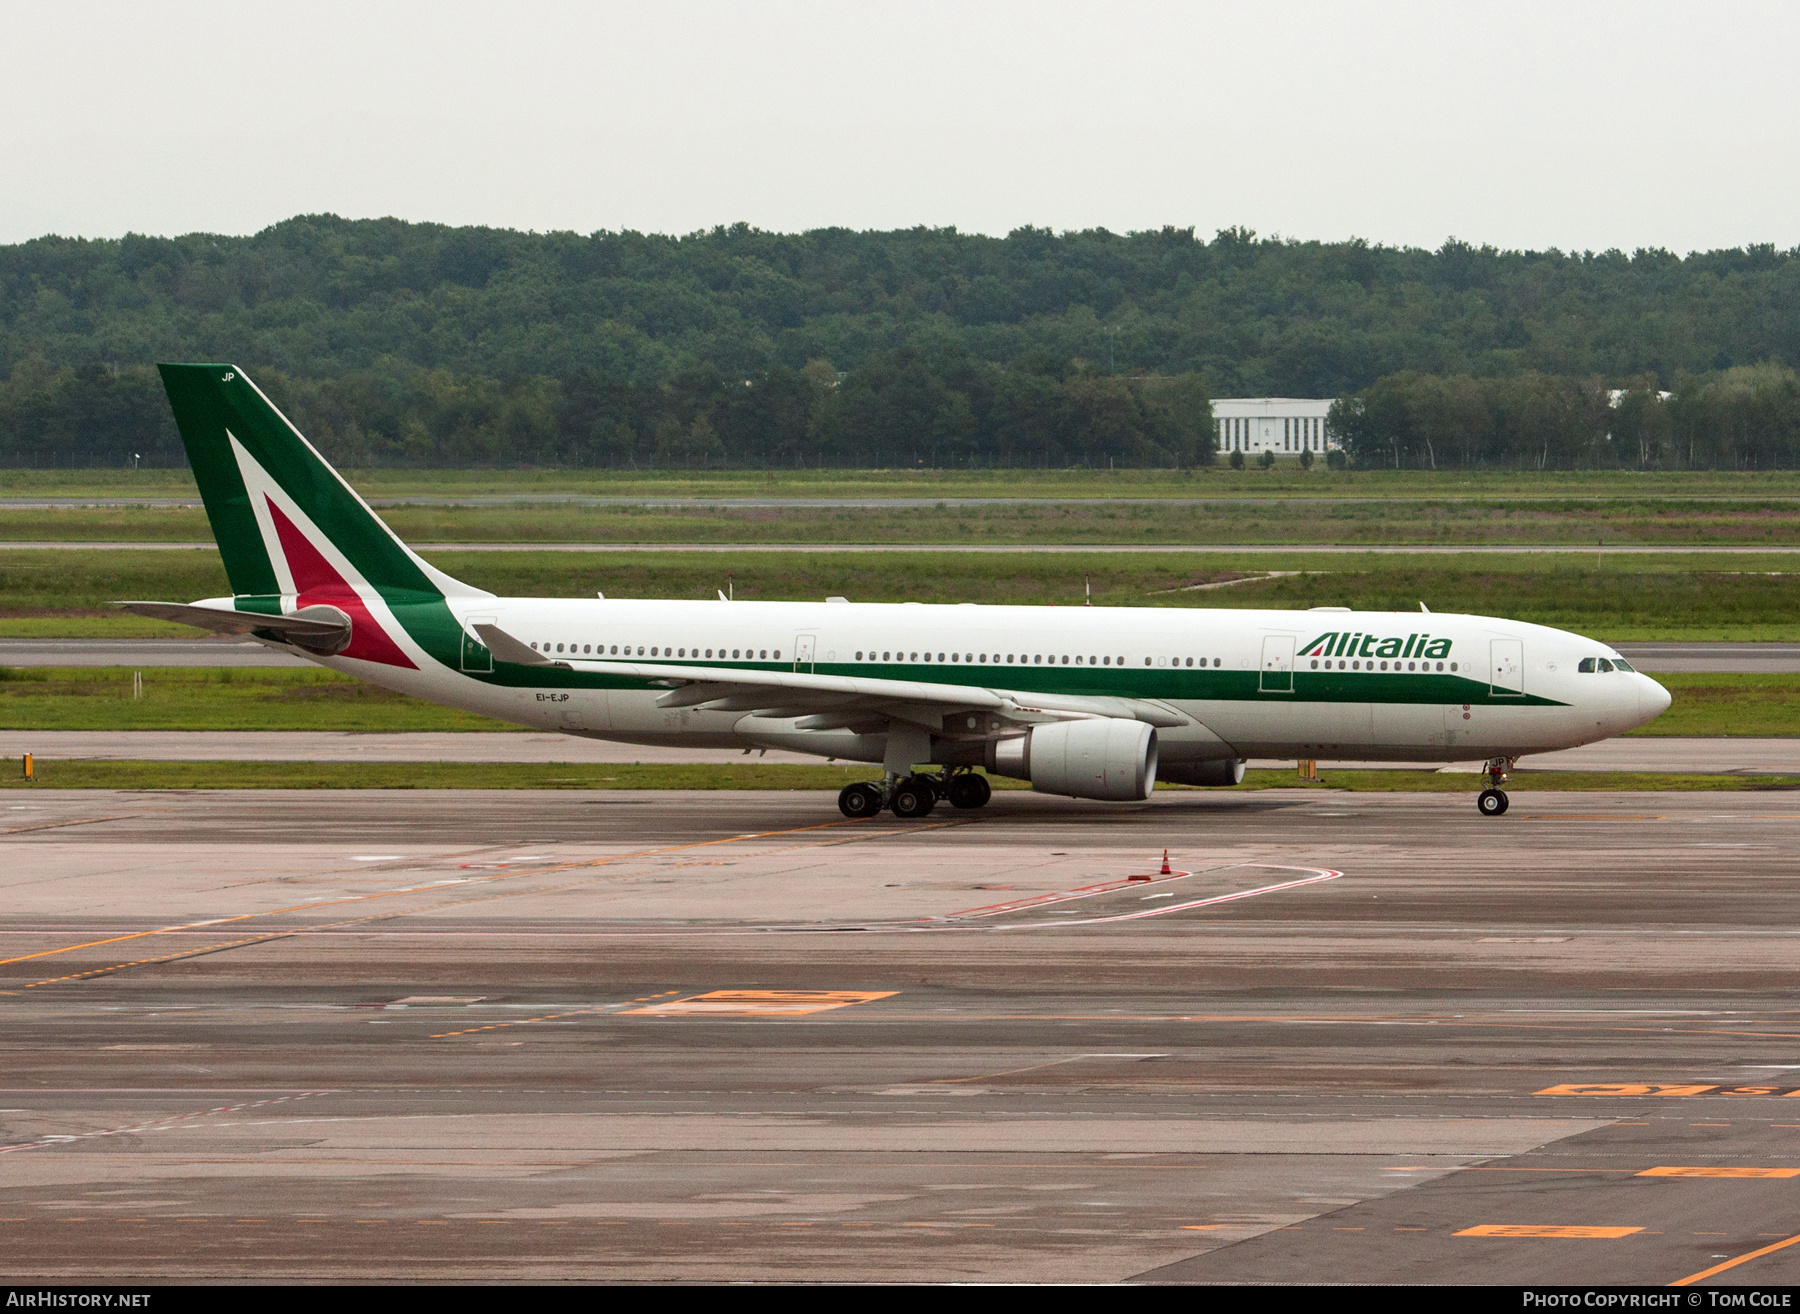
[1299,632,1453,660]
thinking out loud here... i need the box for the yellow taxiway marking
[930,1054,1097,1085]
[620,989,896,1017]
[6,816,955,989]
[1672,1232,1800,1286]
[0,815,892,974]
[0,815,133,836]
[432,991,683,1039]
[1639,1166,1800,1178]
[1455,1167,1635,1174]
[1456,1225,1643,1239]
[1536,1084,1722,1097]
[1523,815,1667,822]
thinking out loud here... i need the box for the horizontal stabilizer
[115,601,351,654]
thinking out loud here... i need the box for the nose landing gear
[1477,757,1514,816]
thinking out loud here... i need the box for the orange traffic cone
[1160,849,1172,875]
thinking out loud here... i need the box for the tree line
[0,349,1214,470]
[1328,365,1800,471]
[2,213,1798,468]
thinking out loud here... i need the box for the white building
[1213,397,1337,456]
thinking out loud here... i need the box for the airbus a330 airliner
[124,364,1672,819]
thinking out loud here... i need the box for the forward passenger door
[1259,635,1295,693]
[1490,639,1524,696]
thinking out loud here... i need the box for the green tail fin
[157,364,487,604]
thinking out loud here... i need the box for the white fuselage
[262,597,1671,768]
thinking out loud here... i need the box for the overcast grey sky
[4,0,1794,252]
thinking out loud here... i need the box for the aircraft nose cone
[1641,676,1672,722]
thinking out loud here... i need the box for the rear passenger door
[461,616,496,673]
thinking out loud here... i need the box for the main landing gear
[836,770,993,819]
[836,781,883,818]
[1477,757,1514,816]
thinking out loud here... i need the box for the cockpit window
[1597,658,1615,673]
[1611,658,1634,672]
[1578,657,1596,673]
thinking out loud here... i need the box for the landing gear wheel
[891,778,938,818]
[1477,788,1509,816]
[837,782,884,819]
[946,773,992,810]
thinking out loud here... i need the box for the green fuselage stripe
[411,627,1562,708]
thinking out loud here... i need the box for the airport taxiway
[3,729,1797,775]
[4,786,1800,1283]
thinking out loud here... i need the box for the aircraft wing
[474,622,1187,737]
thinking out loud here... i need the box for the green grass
[23,466,1800,500]
[1235,769,1800,792]
[2,761,1791,792]
[2,666,1797,736]
[0,615,195,637]
[0,666,518,731]
[9,545,1800,640]
[0,760,894,790]
[1626,674,1800,736]
[16,496,1800,547]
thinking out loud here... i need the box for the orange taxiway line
[0,814,949,974]
[1671,1231,1800,1286]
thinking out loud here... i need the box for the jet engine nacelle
[986,718,1159,801]
[1158,758,1246,787]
